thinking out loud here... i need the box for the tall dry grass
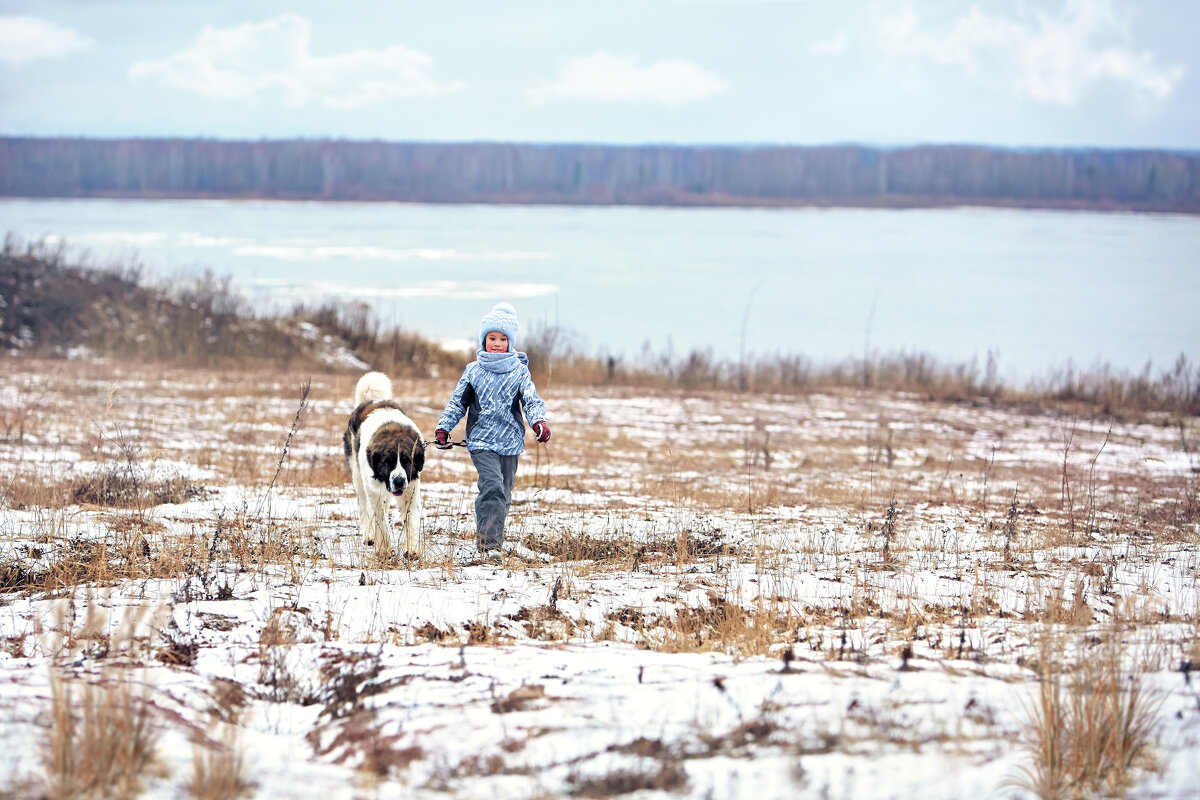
[523,318,1200,418]
[1011,633,1163,799]
[43,669,161,800]
[187,724,255,800]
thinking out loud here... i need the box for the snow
[0,362,1198,798]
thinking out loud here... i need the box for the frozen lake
[3,197,1197,378]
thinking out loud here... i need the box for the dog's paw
[363,537,375,547]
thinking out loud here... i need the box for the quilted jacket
[437,353,547,456]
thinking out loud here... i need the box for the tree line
[1,136,1197,212]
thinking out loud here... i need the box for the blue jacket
[437,353,547,456]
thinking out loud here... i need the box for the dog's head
[367,427,425,496]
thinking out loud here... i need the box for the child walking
[434,302,551,558]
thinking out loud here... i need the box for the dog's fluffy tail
[355,371,393,405]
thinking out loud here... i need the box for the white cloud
[128,14,464,108]
[868,0,1184,106]
[526,52,730,106]
[0,16,92,63]
[809,32,848,57]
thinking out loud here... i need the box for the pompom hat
[478,302,519,352]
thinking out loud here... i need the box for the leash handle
[426,439,467,450]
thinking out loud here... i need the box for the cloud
[0,16,92,63]
[868,0,1184,106]
[128,14,463,108]
[809,32,848,57]
[526,52,730,106]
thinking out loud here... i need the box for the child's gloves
[532,421,551,443]
[434,428,451,449]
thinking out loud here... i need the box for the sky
[1,0,1197,150]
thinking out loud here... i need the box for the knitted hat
[478,302,519,352]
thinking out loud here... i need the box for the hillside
[0,238,462,376]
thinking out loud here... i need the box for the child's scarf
[477,350,528,374]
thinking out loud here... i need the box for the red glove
[532,421,551,443]
[434,428,451,449]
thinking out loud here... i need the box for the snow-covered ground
[1,360,1197,799]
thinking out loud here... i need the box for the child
[434,302,551,558]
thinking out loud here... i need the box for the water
[3,197,1197,379]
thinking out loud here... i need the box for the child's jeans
[470,450,518,550]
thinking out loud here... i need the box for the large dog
[343,372,425,560]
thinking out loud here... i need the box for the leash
[425,438,467,450]
[425,436,547,450]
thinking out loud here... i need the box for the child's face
[484,331,509,353]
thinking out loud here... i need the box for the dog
[343,371,425,560]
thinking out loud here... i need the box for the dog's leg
[351,462,368,541]
[369,485,393,561]
[355,451,389,556]
[410,479,423,559]
[398,478,421,560]
[351,463,374,546]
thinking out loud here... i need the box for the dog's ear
[412,443,425,475]
[367,445,390,482]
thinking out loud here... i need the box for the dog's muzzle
[388,476,407,496]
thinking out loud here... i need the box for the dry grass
[42,669,161,800]
[655,595,795,656]
[0,348,1195,796]
[567,759,688,797]
[525,316,1200,418]
[1011,631,1165,799]
[187,723,256,800]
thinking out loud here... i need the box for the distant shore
[3,137,1198,214]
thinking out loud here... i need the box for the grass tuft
[1011,633,1163,799]
[42,668,161,800]
[187,723,255,800]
